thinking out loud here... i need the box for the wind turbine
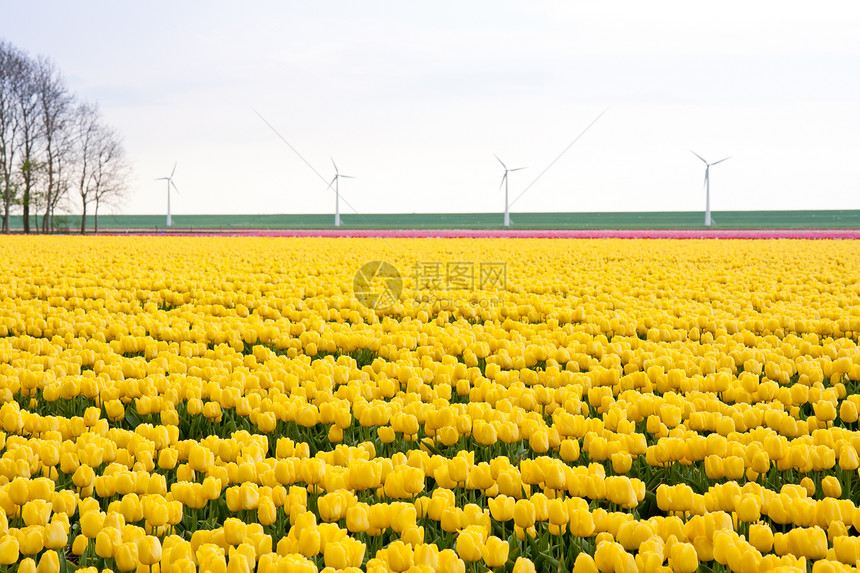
[327,158,354,227]
[155,162,179,227]
[495,155,526,227]
[691,151,730,227]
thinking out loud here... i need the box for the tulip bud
[36,550,59,573]
[573,552,599,573]
[114,542,139,572]
[513,556,537,573]
[257,496,277,526]
[43,521,68,550]
[749,523,773,553]
[513,499,536,530]
[387,539,414,571]
[822,476,842,498]
[483,536,510,568]
[455,530,482,563]
[72,534,88,556]
[736,496,761,523]
[138,536,162,566]
[437,548,466,573]
[670,542,698,573]
[18,526,44,556]
[0,535,19,565]
[346,504,370,533]
[611,452,632,474]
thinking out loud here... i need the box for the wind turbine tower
[327,158,354,227]
[494,155,526,227]
[155,162,179,227]
[691,151,730,227]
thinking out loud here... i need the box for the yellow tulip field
[1,236,860,573]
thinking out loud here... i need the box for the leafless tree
[90,124,130,233]
[0,41,25,233]
[34,56,73,233]
[0,38,132,234]
[74,102,100,234]
[16,67,42,234]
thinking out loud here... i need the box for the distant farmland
[5,210,860,231]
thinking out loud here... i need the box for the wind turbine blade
[171,181,179,194]
[711,156,731,165]
[253,109,331,187]
[326,176,337,191]
[509,106,609,209]
[331,157,339,174]
[494,154,507,170]
[170,161,177,178]
[155,177,168,181]
[690,151,708,164]
[509,167,527,172]
[253,108,375,227]
[339,175,356,179]
[498,174,507,192]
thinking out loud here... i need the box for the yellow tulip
[18,526,44,556]
[114,542,139,572]
[258,496,277,526]
[224,518,247,545]
[512,557,537,573]
[346,504,370,533]
[669,542,698,573]
[456,530,483,563]
[72,534,88,556]
[482,535,509,568]
[297,527,321,557]
[34,549,59,573]
[529,429,549,454]
[573,552,599,573]
[104,399,124,420]
[488,495,514,522]
[18,558,37,573]
[43,521,67,550]
[749,523,773,553]
[736,496,761,523]
[138,535,162,566]
[437,548,466,573]
[822,475,842,498]
[611,452,632,474]
[513,499,536,529]
[0,535,19,565]
[23,500,52,527]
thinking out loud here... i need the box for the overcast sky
[3,1,859,215]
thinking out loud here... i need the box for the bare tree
[90,124,130,233]
[74,102,99,234]
[17,67,42,234]
[46,136,74,231]
[0,41,25,233]
[0,38,131,234]
[34,56,73,233]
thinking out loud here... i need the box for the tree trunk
[42,151,52,232]
[42,181,51,232]
[22,160,30,233]
[80,202,86,234]
[94,196,99,233]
